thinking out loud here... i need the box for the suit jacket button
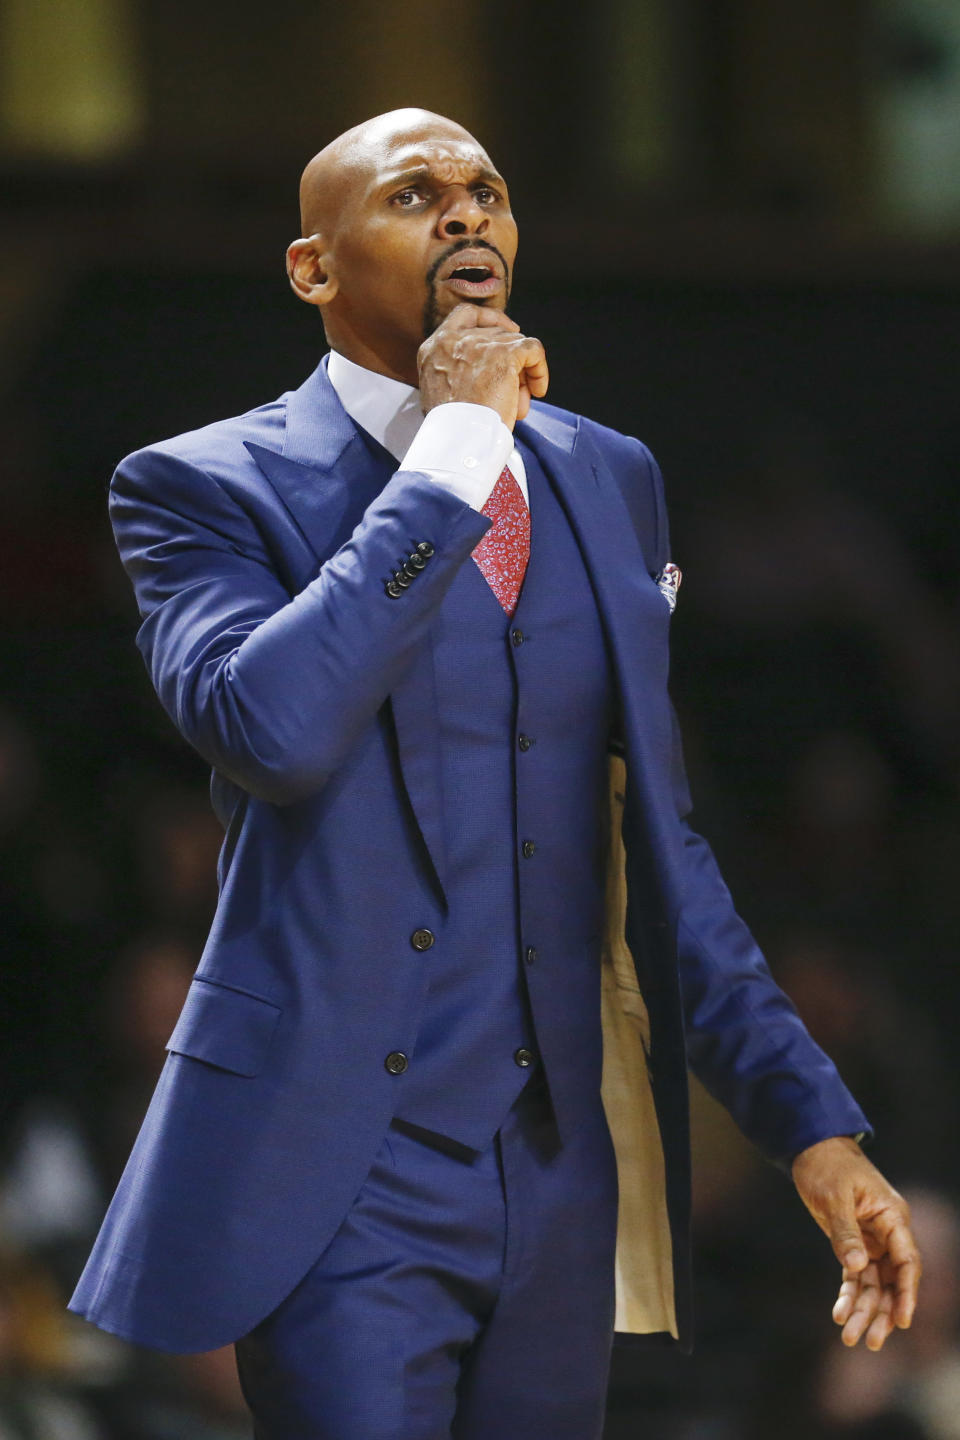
[521,839,536,858]
[385,580,403,598]
[394,570,413,588]
[514,1048,536,1068]
[401,561,419,580]
[518,733,533,751]
[411,928,435,951]
[409,551,427,570]
[525,946,537,965]
[385,1051,409,1075]
[417,542,435,558]
[511,628,524,646]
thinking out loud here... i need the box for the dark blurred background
[1,1,959,1436]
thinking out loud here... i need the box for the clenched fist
[418,304,549,431]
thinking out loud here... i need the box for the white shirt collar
[326,350,425,464]
[324,346,529,511]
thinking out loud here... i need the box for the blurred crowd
[1,274,958,1439]
[1,322,249,1431]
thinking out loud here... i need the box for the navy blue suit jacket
[69,358,869,1353]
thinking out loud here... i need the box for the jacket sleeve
[642,447,871,1164]
[109,445,491,805]
[673,810,871,1164]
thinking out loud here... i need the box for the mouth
[437,249,504,300]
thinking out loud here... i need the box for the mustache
[425,237,511,290]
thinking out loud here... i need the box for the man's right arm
[110,447,490,805]
[114,304,547,806]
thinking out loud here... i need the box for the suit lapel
[519,409,683,881]
[245,359,449,904]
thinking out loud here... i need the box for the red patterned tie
[472,466,530,617]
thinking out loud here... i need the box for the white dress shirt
[326,350,528,511]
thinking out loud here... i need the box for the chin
[422,290,508,339]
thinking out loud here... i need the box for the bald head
[298,109,484,238]
[287,108,517,384]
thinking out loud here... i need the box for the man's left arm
[631,434,921,1348]
[674,810,920,1348]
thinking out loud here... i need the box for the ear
[286,235,339,308]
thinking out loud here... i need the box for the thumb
[830,1204,868,1272]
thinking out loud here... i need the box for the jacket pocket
[165,976,282,1077]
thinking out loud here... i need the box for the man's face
[318,121,518,371]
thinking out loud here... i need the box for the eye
[474,186,500,205]
[390,188,426,208]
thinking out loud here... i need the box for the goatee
[421,239,511,340]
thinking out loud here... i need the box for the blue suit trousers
[234,1075,619,1439]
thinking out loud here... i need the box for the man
[70,109,920,1438]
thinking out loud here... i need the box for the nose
[436,187,488,239]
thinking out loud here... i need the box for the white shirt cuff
[400,403,514,511]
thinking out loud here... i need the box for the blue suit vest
[394,444,614,1147]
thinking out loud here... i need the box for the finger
[863,1203,921,1330]
[832,1275,859,1327]
[839,1263,883,1345]
[893,1255,922,1329]
[521,346,549,400]
[449,331,541,368]
[471,306,520,331]
[840,1266,883,1347]
[441,302,492,330]
[828,1199,869,1273]
[883,1214,922,1329]
[440,303,517,333]
[508,336,548,384]
[865,1294,896,1352]
[474,333,547,382]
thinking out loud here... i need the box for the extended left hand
[791,1136,921,1350]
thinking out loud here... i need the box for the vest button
[511,628,524,646]
[521,840,536,858]
[410,928,435,951]
[384,1051,409,1075]
[518,733,533,751]
[525,946,537,966]
[514,1047,536,1068]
